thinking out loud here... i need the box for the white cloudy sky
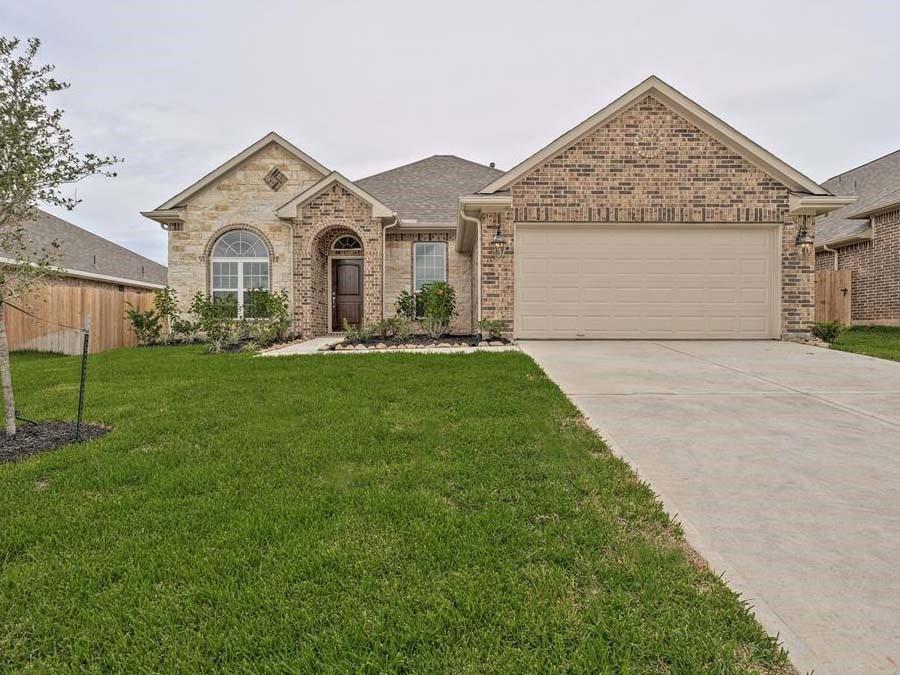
[4,0,899,264]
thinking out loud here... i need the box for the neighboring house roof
[816,149,900,246]
[356,155,504,224]
[153,131,330,211]
[2,209,166,288]
[479,75,828,197]
[275,171,394,219]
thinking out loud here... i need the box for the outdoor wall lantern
[492,222,509,256]
[796,220,814,255]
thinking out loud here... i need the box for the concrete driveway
[521,340,900,675]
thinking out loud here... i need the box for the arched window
[210,229,269,316]
[331,234,362,252]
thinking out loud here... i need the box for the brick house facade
[815,150,900,325]
[144,77,846,340]
[474,95,816,337]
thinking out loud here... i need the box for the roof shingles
[3,210,167,286]
[816,149,900,245]
[355,155,503,224]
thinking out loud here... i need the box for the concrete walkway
[521,340,900,675]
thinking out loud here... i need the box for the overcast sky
[4,0,899,265]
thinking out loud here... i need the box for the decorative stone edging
[322,339,512,352]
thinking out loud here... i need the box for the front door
[332,258,363,331]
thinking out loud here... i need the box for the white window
[332,235,363,252]
[413,242,446,291]
[210,230,270,316]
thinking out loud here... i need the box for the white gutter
[458,209,483,322]
[0,256,165,290]
[821,245,839,271]
[382,215,400,319]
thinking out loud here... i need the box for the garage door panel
[515,224,779,339]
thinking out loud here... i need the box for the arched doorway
[329,234,364,331]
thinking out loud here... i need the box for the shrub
[394,317,413,342]
[244,289,290,345]
[395,290,417,321]
[343,319,375,344]
[125,306,162,346]
[190,292,242,353]
[371,317,402,340]
[418,281,456,338]
[812,320,844,343]
[153,286,179,336]
[477,318,506,340]
[171,318,201,343]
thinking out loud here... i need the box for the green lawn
[831,325,900,362]
[1,347,789,673]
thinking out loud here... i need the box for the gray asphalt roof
[4,209,167,285]
[356,155,504,224]
[816,149,900,245]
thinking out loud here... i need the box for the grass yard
[0,347,789,673]
[831,325,900,362]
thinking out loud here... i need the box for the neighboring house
[815,149,900,325]
[143,76,852,340]
[2,209,167,354]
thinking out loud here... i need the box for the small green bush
[395,290,417,321]
[812,320,845,343]
[343,319,376,344]
[124,306,162,346]
[418,282,456,339]
[171,318,201,343]
[190,292,242,353]
[477,318,506,340]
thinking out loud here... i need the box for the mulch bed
[0,421,109,464]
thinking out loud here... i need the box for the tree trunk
[0,301,16,436]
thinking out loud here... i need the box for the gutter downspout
[459,209,483,324]
[382,214,400,320]
[821,244,839,271]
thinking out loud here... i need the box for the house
[143,76,853,340]
[2,209,167,354]
[815,149,900,325]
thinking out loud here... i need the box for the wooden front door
[332,258,363,331]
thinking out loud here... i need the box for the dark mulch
[0,421,109,463]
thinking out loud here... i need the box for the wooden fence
[5,276,157,355]
[815,269,852,324]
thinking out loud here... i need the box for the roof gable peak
[153,131,330,211]
[479,76,827,196]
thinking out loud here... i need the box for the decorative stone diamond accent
[264,167,288,191]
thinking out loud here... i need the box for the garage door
[515,224,780,339]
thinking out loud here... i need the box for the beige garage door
[515,224,780,339]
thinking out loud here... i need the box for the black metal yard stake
[75,314,91,442]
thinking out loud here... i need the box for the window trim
[412,241,448,292]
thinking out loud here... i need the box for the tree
[0,37,120,435]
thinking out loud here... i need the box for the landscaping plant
[0,36,119,435]
[190,292,242,353]
[477,318,506,340]
[123,306,162,346]
[395,290,417,321]
[812,320,844,343]
[417,281,456,339]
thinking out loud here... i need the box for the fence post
[75,313,91,442]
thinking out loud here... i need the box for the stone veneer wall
[480,94,815,337]
[292,184,383,336]
[166,142,323,314]
[815,207,900,324]
[384,230,473,333]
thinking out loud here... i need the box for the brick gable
[481,94,814,336]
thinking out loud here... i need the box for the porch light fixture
[795,221,814,255]
[492,223,508,256]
